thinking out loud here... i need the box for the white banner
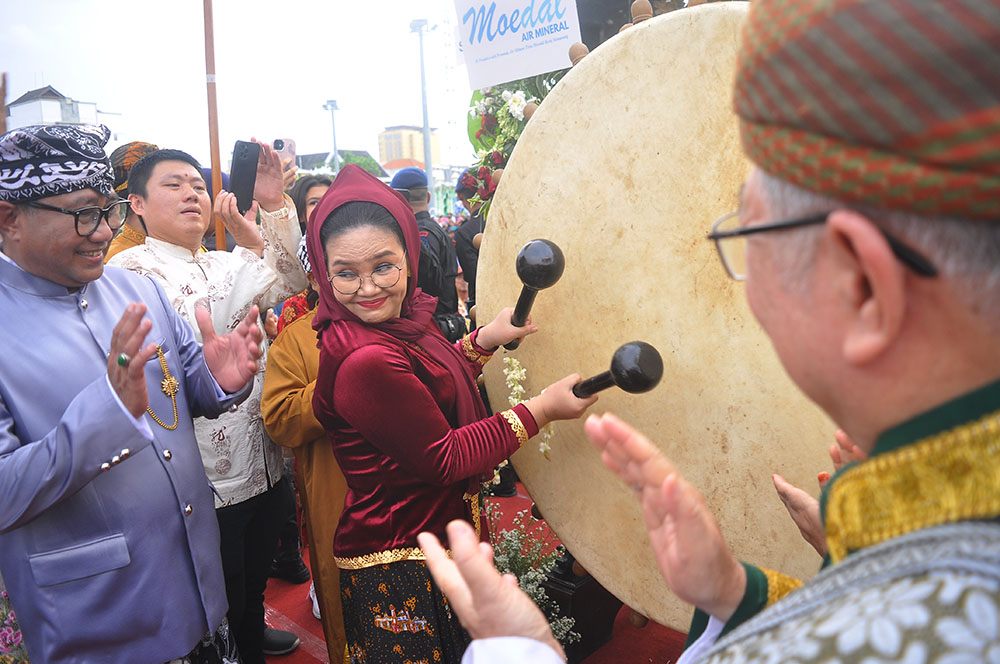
[454,0,582,89]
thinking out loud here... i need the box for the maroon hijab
[306,164,487,425]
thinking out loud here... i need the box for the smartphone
[229,140,260,215]
[273,138,296,169]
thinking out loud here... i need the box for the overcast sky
[2,0,476,168]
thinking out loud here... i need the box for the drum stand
[543,550,623,663]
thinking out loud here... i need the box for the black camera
[272,139,285,151]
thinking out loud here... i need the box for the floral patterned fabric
[0,586,28,664]
[341,560,470,664]
[277,290,311,335]
[108,201,307,505]
[697,522,1000,664]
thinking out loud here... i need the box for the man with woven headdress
[105,140,158,262]
[418,0,1000,661]
[0,123,266,662]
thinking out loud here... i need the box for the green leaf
[337,151,383,176]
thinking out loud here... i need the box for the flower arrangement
[0,591,27,662]
[464,73,565,219]
[458,167,497,210]
[484,502,580,646]
[503,357,553,459]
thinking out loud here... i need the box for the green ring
[117,353,130,367]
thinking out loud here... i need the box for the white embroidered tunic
[109,202,307,505]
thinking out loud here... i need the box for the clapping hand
[108,303,160,418]
[828,429,866,476]
[584,412,746,622]
[419,520,567,661]
[772,474,825,555]
[196,305,264,393]
[773,429,868,557]
[264,309,278,340]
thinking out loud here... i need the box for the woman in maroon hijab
[305,165,595,663]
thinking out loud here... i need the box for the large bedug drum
[477,2,834,630]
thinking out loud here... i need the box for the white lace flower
[938,574,1000,605]
[851,641,929,664]
[538,431,551,458]
[507,90,529,120]
[812,577,935,657]
[935,589,1000,664]
[501,89,513,102]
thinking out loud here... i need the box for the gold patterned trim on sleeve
[464,492,482,540]
[761,567,802,607]
[824,409,1000,563]
[334,547,427,570]
[460,334,492,367]
[500,409,529,447]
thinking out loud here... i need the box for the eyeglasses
[707,211,938,281]
[328,261,405,295]
[27,200,130,238]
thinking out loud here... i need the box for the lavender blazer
[0,260,250,663]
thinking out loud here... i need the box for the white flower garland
[501,89,532,121]
[503,357,554,459]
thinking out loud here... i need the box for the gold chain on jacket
[146,345,180,430]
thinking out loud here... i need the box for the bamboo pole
[1,73,7,135]
[203,0,225,250]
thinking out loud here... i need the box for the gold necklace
[146,345,180,430]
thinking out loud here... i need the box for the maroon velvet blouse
[313,324,538,566]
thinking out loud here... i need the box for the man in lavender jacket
[0,123,264,663]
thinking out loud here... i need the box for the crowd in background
[0,124,560,664]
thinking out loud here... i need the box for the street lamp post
[323,99,340,173]
[410,19,435,211]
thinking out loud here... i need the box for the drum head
[478,2,833,629]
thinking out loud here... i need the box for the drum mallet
[572,341,664,397]
[504,239,565,351]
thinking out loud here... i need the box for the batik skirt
[341,560,470,664]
